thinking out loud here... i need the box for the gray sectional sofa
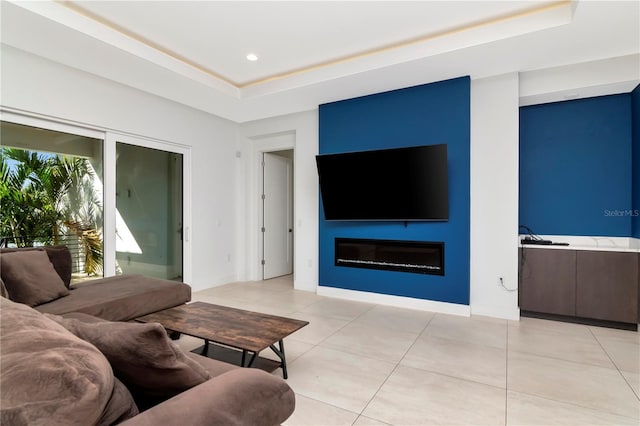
[0,245,296,425]
[0,245,191,320]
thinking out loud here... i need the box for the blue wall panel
[519,94,633,237]
[632,85,640,238]
[318,77,470,305]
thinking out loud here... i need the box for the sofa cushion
[0,245,72,288]
[0,298,115,426]
[0,277,8,298]
[41,245,73,289]
[99,378,140,426]
[185,352,238,378]
[47,313,211,400]
[0,250,70,306]
[118,369,296,426]
[34,274,191,321]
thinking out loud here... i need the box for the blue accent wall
[318,77,470,305]
[519,94,633,237]
[632,85,640,238]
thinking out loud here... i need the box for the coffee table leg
[246,352,258,368]
[203,340,209,356]
[241,350,247,367]
[269,340,288,379]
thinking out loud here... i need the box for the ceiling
[1,1,639,122]
[61,0,568,87]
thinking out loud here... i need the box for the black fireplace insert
[335,238,444,276]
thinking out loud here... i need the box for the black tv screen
[316,144,448,221]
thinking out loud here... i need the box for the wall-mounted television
[316,144,448,221]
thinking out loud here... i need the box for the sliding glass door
[1,114,191,282]
[0,121,104,283]
[115,142,183,281]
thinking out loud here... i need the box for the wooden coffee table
[136,301,309,379]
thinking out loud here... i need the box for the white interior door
[262,152,293,279]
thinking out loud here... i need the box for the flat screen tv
[316,144,448,221]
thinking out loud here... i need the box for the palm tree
[0,148,103,275]
[0,149,56,246]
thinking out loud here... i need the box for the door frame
[106,133,192,283]
[0,109,191,282]
[249,131,295,282]
[262,151,294,280]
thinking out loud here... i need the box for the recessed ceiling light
[246,53,258,62]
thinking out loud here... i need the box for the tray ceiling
[1,1,638,122]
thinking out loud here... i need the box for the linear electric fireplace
[335,238,444,276]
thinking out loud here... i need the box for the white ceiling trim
[241,0,575,99]
[10,0,239,97]
[1,1,638,123]
[12,0,574,100]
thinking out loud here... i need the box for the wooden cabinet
[519,248,639,325]
[519,248,576,316]
[576,251,638,324]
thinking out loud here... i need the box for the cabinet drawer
[519,248,576,316]
[576,251,638,323]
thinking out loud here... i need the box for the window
[1,117,191,283]
[0,121,104,283]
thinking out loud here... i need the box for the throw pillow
[0,250,70,306]
[0,298,116,426]
[0,246,72,288]
[42,245,73,289]
[47,313,211,399]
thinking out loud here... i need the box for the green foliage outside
[0,147,103,275]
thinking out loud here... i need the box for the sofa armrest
[120,368,295,426]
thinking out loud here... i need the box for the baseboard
[521,311,638,331]
[317,286,470,316]
[293,279,317,292]
[191,274,237,292]
[471,304,520,321]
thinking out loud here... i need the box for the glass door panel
[0,121,104,283]
[115,142,183,281]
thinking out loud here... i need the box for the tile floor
[175,275,640,426]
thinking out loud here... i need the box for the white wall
[239,111,319,292]
[470,73,520,320]
[239,77,523,314]
[0,45,240,291]
[519,54,640,106]
[5,43,631,319]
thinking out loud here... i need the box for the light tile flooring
[175,276,640,426]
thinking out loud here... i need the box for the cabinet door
[519,248,576,316]
[576,251,638,323]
